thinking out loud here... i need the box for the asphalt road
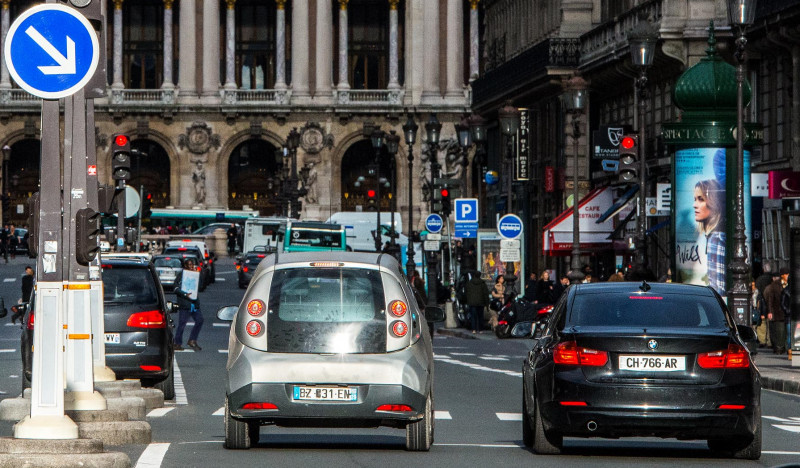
[0,256,799,467]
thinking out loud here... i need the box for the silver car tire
[224,398,251,450]
[405,393,433,451]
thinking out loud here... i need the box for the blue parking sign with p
[454,199,478,223]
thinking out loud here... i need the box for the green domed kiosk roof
[673,22,750,120]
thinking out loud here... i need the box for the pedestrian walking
[523,272,538,301]
[780,268,791,353]
[764,270,786,355]
[12,266,34,324]
[534,271,555,305]
[226,223,238,254]
[464,270,490,334]
[174,259,204,351]
[0,225,8,263]
[409,269,427,305]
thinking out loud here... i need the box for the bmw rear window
[267,268,386,353]
[568,293,727,329]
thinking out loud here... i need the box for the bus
[283,221,347,253]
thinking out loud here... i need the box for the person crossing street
[174,259,204,351]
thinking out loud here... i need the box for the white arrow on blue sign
[454,198,478,223]
[3,4,99,99]
[425,214,443,233]
[497,214,523,240]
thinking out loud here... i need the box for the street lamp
[285,128,304,218]
[385,130,401,253]
[628,20,658,273]
[402,114,419,277]
[727,0,757,326]
[455,116,472,190]
[498,100,521,214]
[562,77,587,284]
[468,113,487,226]
[424,114,442,309]
[1,145,9,227]
[371,129,385,252]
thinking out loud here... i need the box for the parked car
[153,255,185,291]
[217,251,445,450]
[520,281,761,459]
[21,257,177,399]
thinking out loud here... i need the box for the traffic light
[366,189,377,211]
[617,134,638,184]
[440,188,452,217]
[111,134,132,181]
[142,191,152,218]
[76,207,101,265]
[26,193,39,258]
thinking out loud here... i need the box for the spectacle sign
[425,214,443,234]
[4,4,100,99]
[497,214,523,240]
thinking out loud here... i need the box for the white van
[242,217,292,254]
[325,212,403,252]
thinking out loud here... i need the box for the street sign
[454,198,479,223]
[499,248,521,262]
[425,213,443,233]
[500,239,520,249]
[454,227,477,238]
[423,241,440,251]
[111,186,140,218]
[497,213,523,240]
[425,233,442,241]
[4,4,100,99]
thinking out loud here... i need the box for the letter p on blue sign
[454,198,478,223]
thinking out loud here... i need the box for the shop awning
[542,187,615,255]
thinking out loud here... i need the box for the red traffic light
[114,134,129,146]
[440,188,449,198]
[620,136,635,149]
[367,189,376,198]
[146,193,152,200]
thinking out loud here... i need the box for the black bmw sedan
[521,281,761,459]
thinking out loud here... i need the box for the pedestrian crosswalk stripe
[216,278,225,282]
[147,407,175,417]
[212,323,228,327]
[0,349,15,353]
[212,407,224,416]
[451,352,476,356]
[479,356,509,361]
[218,349,228,354]
[4,323,17,327]
[496,413,522,421]
[134,442,170,468]
[3,278,15,282]
[173,358,188,406]
[434,411,452,420]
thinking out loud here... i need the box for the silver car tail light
[389,300,407,317]
[246,299,265,316]
[246,320,263,336]
[391,320,408,337]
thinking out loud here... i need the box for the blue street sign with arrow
[3,4,99,99]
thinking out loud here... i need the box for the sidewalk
[436,327,800,396]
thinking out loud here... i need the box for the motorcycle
[494,295,554,339]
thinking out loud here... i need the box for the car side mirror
[216,305,238,322]
[533,322,548,339]
[510,321,534,338]
[424,306,445,323]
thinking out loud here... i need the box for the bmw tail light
[127,310,166,328]
[246,320,263,336]
[389,300,407,317]
[697,344,750,369]
[553,341,608,367]
[391,320,408,337]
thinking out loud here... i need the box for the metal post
[427,144,440,307]
[568,114,585,284]
[405,143,415,276]
[635,69,649,270]
[116,181,126,251]
[730,24,752,326]
[505,138,513,214]
[136,184,144,252]
[390,157,396,247]
[375,142,383,252]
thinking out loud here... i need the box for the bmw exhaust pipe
[586,421,598,432]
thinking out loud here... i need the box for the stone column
[291,0,310,98]
[315,0,333,97]
[178,0,197,96]
[388,0,400,89]
[162,0,174,88]
[0,0,10,89]
[421,0,439,99]
[445,0,464,98]
[275,0,287,89]
[202,0,221,98]
[224,0,236,90]
[469,0,479,81]
[337,0,349,90]
[112,0,124,89]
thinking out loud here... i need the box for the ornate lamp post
[455,116,472,190]
[284,128,305,219]
[385,130,401,252]
[628,21,658,272]
[425,114,442,308]
[563,77,587,284]
[402,114,419,276]
[727,0,757,326]
[498,100,521,214]
[371,129,385,252]
[468,113,487,226]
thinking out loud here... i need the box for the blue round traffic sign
[497,214,523,239]
[4,4,99,99]
[425,214,443,233]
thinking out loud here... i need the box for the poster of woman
[674,147,751,297]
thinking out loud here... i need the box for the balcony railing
[579,0,663,69]
[0,88,39,106]
[110,88,176,105]
[221,88,291,106]
[334,89,404,106]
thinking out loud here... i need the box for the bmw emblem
[647,339,658,350]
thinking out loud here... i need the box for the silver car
[217,251,444,451]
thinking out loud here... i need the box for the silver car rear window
[267,268,386,353]
[154,258,182,268]
[568,293,726,329]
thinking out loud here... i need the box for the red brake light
[243,266,249,273]
[559,401,588,406]
[140,365,162,372]
[246,320,263,336]
[27,311,34,330]
[718,404,746,410]
[256,254,265,258]
[242,402,277,410]
[391,320,408,337]
[553,341,608,367]
[537,305,553,315]
[697,344,750,369]
[376,404,412,412]
[127,310,166,328]
[389,300,407,317]
[247,299,265,316]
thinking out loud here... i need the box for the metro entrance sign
[4,4,100,99]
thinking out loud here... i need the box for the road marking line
[212,407,224,416]
[763,451,800,455]
[434,356,521,378]
[147,407,175,417]
[4,323,17,327]
[216,278,225,282]
[434,411,452,420]
[479,356,509,361]
[173,358,188,405]
[3,278,15,282]
[216,271,237,275]
[451,352,476,356]
[496,412,522,421]
[134,442,170,468]
[218,349,228,354]
[212,323,228,327]
[0,349,15,353]
[764,415,792,422]
[772,424,800,433]
[435,443,521,448]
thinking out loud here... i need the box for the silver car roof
[252,251,402,280]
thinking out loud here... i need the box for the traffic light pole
[427,147,441,309]
[116,182,126,251]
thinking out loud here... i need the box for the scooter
[495,295,554,339]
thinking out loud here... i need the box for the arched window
[228,139,282,215]
[130,139,171,208]
[340,140,394,211]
